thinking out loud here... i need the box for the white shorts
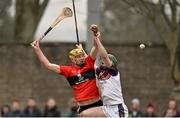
[101,104,128,118]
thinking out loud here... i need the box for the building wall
[0,43,173,114]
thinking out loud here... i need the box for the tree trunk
[0,0,13,41]
[15,0,49,42]
[172,43,180,91]
[169,32,180,91]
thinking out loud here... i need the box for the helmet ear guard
[69,48,84,60]
[108,54,118,66]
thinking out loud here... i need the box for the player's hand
[95,32,101,39]
[90,24,98,30]
[93,32,101,43]
[31,40,40,49]
[76,43,83,50]
[90,24,98,36]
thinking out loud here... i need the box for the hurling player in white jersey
[79,24,128,117]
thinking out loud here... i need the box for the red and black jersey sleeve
[59,65,71,78]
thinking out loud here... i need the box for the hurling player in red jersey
[31,24,102,114]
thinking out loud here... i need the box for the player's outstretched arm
[89,24,98,60]
[94,32,112,68]
[31,40,60,73]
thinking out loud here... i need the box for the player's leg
[79,106,106,117]
[122,103,129,118]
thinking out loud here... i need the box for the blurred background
[0,0,180,117]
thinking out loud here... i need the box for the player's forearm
[96,39,108,59]
[92,37,98,49]
[82,49,88,57]
[34,48,52,69]
[96,38,112,67]
[89,36,98,59]
[91,46,98,57]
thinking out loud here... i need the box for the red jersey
[59,55,100,101]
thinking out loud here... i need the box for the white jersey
[96,72,125,105]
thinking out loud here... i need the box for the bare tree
[122,0,180,91]
[0,0,13,41]
[15,0,49,42]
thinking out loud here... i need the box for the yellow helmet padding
[69,48,84,60]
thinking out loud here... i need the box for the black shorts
[78,100,103,113]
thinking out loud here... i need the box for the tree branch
[139,0,156,20]
[159,0,173,30]
[40,0,49,13]
[172,0,177,30]
[36,0,49,32]
[122,0,153,18]
[175,0,180,6]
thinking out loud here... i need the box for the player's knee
[79,110,90,117]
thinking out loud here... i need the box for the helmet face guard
[69,48,84,60]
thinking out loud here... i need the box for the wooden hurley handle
[30,7,73,47]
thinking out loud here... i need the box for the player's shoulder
[86,54,95,61]
[60,65,73,70]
